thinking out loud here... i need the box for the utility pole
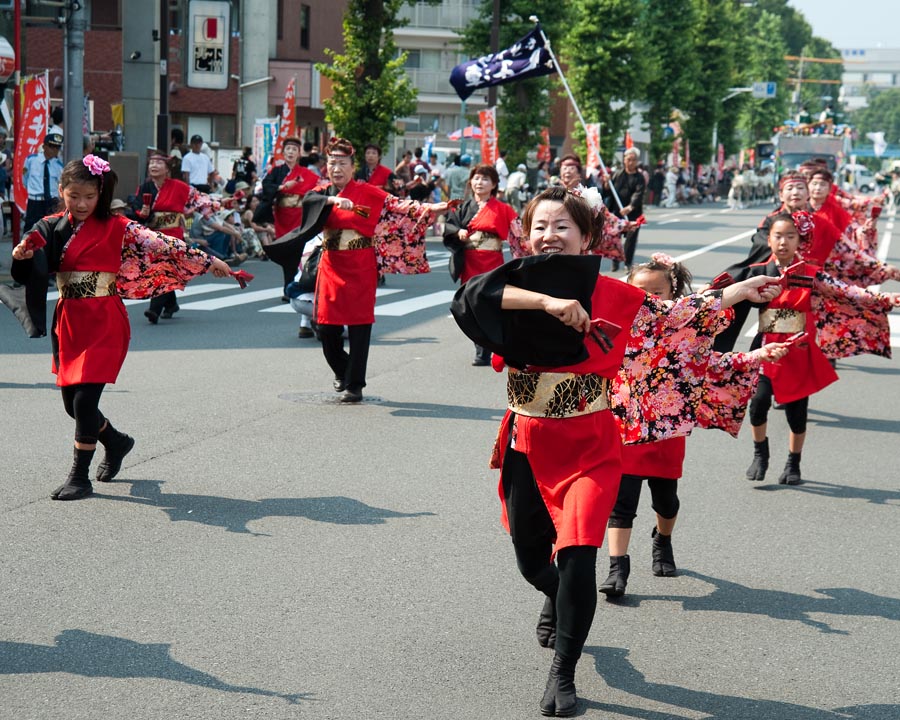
[63,0,86,163]
[156,0,169,152]
[487,0,500,107]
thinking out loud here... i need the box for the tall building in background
[394,0,487,164]
[839,48,900,111]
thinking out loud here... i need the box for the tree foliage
[640,0,702,162]
[737,10,790,144]
[316,0,419,153]
[561,0,646,160]
[853,88,900,146]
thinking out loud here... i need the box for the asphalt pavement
[1,201,899,719]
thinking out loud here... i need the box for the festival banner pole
[529,15,624,212]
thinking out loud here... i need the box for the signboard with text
[752,82,776,99]
[187,0,230,90]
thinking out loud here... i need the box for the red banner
[717,143,725,177]
[13,72,49,214]
[537,128,551,163]
[270,77,297,167]
[624,131,633,150]
[479,107,498,164]
[585,123,600,169]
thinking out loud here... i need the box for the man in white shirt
[181,134,215,192]
[505,163,528,212]
[495,150,509,197]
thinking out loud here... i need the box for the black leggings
[502,444,598,663]
[319,323,372,392]
[749,374,809,434]
[608,475,680,529]
[60,383,106,444]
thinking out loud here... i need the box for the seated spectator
[190,209,247,264]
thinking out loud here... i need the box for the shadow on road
[0,629,310,704]
[753,479,900,505]
[605,570,900,635]
[582,645,898,719]
[808,408,900,434]
[370,335,441,346]
[99,480,435,535]
[376,399,502,421]
[0,382,60,390]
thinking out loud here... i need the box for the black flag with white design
[449,27,556,102]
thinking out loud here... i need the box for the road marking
[673,229,755,263]
[692,213,708,218]
[658,219,681,225]
[258,288,404,313]
[374,290,457,317]
[121,282,233,306]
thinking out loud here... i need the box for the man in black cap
[180,134,215,192]
[21,132,64,232]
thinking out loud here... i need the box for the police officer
[22,132,64,232]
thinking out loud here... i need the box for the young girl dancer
[600,254,788,597]
[451,187,781,717]
[10,155,232,501]
[745,212,899,484]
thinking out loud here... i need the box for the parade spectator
[411,147,430,175]
[230,147,257,191]
[558,154,584,191]
[22,132,64,232]
[648,162,665,206]
[407,165,437,201]
[395,150,413,186]
[169,128,185,161]
[602,147,646,271]
[190,208,246,264]
[505,163,528,212]
[181,134,215,192]
[495,149,509,196]
[444,154,471,201]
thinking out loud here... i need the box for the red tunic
[620,437,685,479]
[53,215,132,386]
[758,259,838,404]
[460,197,519,284]
[494,277,647,552]
[365,164,393,189]
[315,180,387,326]
[150,178,192,240]
[274,165,319,238]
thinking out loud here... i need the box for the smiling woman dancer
[9,156,232,501]
[451,186,781,716]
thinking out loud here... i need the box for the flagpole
[529,16,625,212]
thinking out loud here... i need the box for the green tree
[460,1,571,165]
[738,10,790,144]
[640,0,702,163]
[791,36,843,119]
[561,0,647,161]
[853,88,900,147]
[682,0,740,165]
[316,0,419,153]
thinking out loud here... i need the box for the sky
[789,0,900,49]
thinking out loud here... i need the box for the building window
[300,4,310,50]
[91,0,121,29]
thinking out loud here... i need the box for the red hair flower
[791,211,815,238]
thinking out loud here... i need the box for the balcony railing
[403,68,461,96]
[398,0,482,30]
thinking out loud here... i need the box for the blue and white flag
[449,27,556,102]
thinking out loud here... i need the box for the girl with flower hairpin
[600,253,790,597]
[9,156,233,501]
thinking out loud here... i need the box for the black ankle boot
[746,438,769,481]
[536,595,557,649]
[599,555,630,597]
[51,448,95,501]
[778,452,802,485]
[96,422,135,482]
[540,653,578,717]
[651,528,677,577]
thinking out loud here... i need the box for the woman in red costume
[135,149,221,323]
[451,186,781,717]
[264,137,447,402]
[745,212,899,485]
[10,156,231,501]
[443,164,522,365]
[254,136,320,290]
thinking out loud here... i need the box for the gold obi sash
[56,271,118,299]
[322,228,374,251]
[759,308,806,334]
[465,231,502,252]
[277,194,303,208]
[149,211,184,232]
[507,370,610,418]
